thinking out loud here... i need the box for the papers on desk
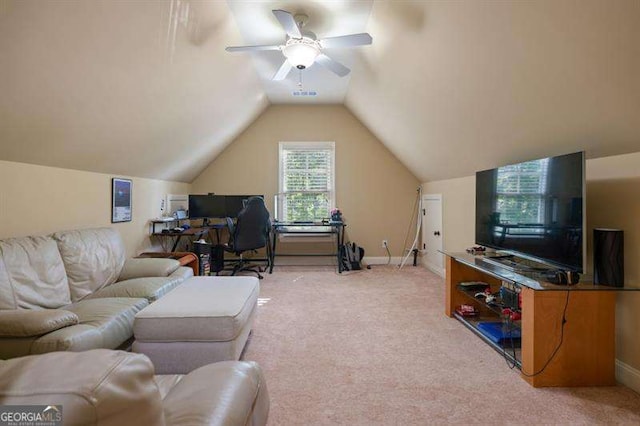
[152,217,177,222]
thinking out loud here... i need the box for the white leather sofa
[0,349,269,426]
[0,228,193,359]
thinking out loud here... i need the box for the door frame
[421,194,444,277]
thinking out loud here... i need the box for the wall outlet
[382,240,388,248]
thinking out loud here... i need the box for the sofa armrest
[169,266,194,281]
[0,350,164,425]
[162,361,269,426]
[119,258,180,281]
[0,310,79,337]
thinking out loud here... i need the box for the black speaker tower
[593,228,624,287]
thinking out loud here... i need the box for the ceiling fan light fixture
[282,39,320,69]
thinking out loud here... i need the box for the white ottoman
[132,276,259,374]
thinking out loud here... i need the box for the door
[422,194,444,275]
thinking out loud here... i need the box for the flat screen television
[188,195,263,219]
[475,151,585,273]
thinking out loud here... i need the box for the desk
[150,218,187,234]
[270,221,346,273]
[151,224,226,252]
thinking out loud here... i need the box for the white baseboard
[271,256,403,267]
[422,259,445,277]
[363,256,403,265]
[616,359,640,393]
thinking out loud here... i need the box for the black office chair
[223,196,271,279]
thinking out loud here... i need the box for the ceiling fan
[225,9,372,80]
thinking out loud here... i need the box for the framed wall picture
[112,178,132,223]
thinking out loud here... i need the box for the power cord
[385,243,391,265]
[503,314,519,370]
[400,189,419,264]
[399,187,424,269]
[517,290,570,377]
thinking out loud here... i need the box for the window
[278,142,335,222]
[495,158,549,233]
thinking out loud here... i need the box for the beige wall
[422,151,640,380]
[0,160,190,257]
[586,153,640,372]
[422,175,476,253]
[192,105,420,258]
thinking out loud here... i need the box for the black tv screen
[475,152,585,272]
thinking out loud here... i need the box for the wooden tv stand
[444,252,619,387]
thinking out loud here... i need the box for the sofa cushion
[88,276,182,302]
[119,258,180,281]
[0,309,79,337]
[162,361,269,426]
[30,297,148,354]
[0,236,71,309]
[53,228,126,302]
[0,350,165,426]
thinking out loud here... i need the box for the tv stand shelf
[452,312,521,368]
[443,251,632,387]
[455,286,509,318]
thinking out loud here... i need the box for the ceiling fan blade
[226,44,281,52]
[315,54,350,77]
[273,60,293,81]
[272,9,302,39]
[319,33,372,49]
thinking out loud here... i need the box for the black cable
[519,290,570,377]
[503,314,519,370]
[385,244,391,265]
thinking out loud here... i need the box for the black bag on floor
[342,242,365,271]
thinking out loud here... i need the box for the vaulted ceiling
[1,0,639,183]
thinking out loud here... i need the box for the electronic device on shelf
[475,151,585,274]
[476,321,521,345]
[458,281,490,292]
[499,283,521,310]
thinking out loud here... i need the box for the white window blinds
[278,142,335,222]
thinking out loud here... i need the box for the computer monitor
[188,195,226,219]
[188,194,264,219]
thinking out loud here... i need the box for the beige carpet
[242,265,640,425]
